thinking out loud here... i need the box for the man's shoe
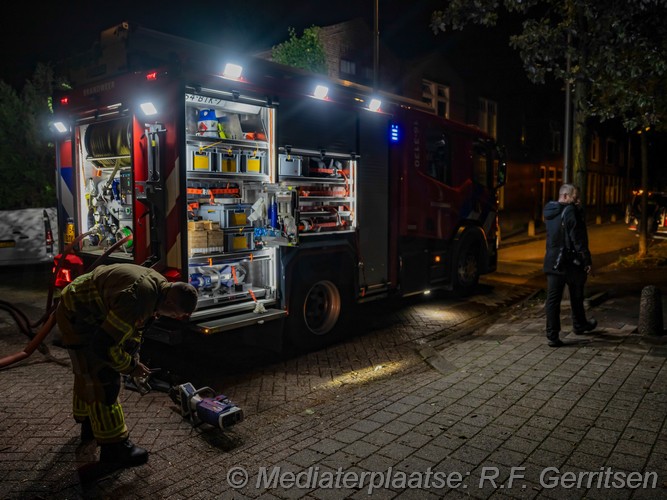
[80,419,94,442]
[574,318,597,335]
[100,439,148,467]
[548,338,564,347]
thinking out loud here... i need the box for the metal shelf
[186,135,268,150]
[86,155,131,162]
[186,171,268,181]
[299,197,352,203]
[280,175,350,185]
[187,248,271,265]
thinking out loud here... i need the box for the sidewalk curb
[418,287,545,360]
[584,291,609,308]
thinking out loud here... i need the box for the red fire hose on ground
[0,308,57,368]
[0,231,132,370]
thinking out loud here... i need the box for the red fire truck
[51,23,506,350]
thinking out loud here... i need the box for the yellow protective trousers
[57,303,129,444]
[68,348,129,443]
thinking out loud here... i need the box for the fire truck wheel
[453,239,481,293]
[286,273,350,351]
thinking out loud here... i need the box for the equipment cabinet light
[140,102,158,116]
[313,85,329,100]
[52,121,68,134]
[368,98,382,112]
[223,63,243,80]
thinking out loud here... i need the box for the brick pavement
[2,264,667,498]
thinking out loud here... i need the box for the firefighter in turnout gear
[56,264,198,467]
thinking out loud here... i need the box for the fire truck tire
[452,237,481,293]
[286,271,351,351]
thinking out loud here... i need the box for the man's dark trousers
[545,268,588,339]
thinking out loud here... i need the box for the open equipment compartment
[184,90,282,319]
[74,118,135,260]
[278,147,357,236]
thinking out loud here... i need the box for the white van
[0,208,57,266]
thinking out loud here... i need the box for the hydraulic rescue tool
[170,383,244,430]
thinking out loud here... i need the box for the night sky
[3,0,457,90]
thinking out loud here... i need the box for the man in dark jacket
[56,263,198,467]
[543,184,597,347]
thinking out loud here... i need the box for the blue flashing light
[390,124,400,143]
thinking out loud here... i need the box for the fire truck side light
[146,71,158,81]
[368,99,382,112]
[313,85,329,100]
[52,121,68,133]
[60,97,69,105]
[140,102,158,116]
[223,63,243,80]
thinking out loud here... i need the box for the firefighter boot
[100,439,148,467]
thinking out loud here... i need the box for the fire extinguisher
[64,218,75,245]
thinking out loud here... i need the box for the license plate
[0,240,16,248]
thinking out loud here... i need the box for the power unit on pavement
[171,382,244,430]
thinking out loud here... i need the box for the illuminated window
[590,132,600,162]
[540,165,562,205]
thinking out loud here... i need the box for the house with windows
[302,19,639,235]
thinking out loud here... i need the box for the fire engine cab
[51,23,506,350]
